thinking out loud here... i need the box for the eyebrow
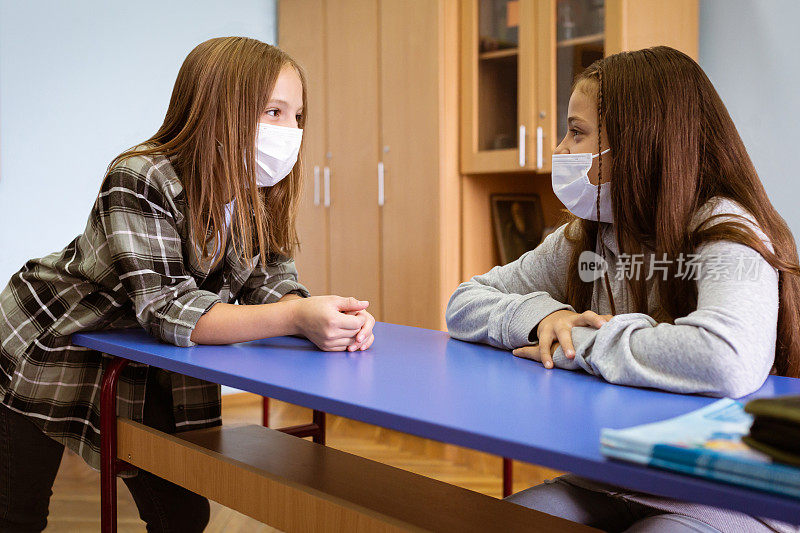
[567,116,589,127]
[267,99,302,110]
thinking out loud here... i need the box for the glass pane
[556,0,605,142]
[479,0,519,51]
[478,0,519,151]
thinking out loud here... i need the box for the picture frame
[491,194,545,265]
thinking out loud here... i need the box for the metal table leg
[503,457,514,497]
[100,357,131,533]
[262,397,326,444]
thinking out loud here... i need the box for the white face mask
[255,122,303,187]
[552,148,612,223]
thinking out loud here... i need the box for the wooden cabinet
[281,0,698,326]
[461,0,699,175]
[460,0,698,280]
[279,0,460,330]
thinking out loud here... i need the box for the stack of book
[743,396,800,466]
[600,398,800,498]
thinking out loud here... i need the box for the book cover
[600,398,800,497]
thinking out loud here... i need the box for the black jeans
[0,369,209,532]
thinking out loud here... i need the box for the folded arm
[99,167,317,347]
[193,255,311,345]
[551,239,779,398]
[446,225,575,349]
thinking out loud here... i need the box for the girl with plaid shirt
[0,37,375,532]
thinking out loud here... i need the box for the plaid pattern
[0,151,309,471]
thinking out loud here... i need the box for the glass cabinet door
[477,0,519,153]
[554,0,605,145]
[462,0,606,174]
[534,0,605,173]
[461,0,537,173]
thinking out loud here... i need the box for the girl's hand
[513,341,561,365]
[512,310,611,369]
[344,309,376,351]
[291,296,370,351]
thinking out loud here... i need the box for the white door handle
[519,125,526,167]
[378,162,385,206]
[536,126,543,170]
[323,166,330,207]
[313,166,320,206]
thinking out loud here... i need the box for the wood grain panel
[47,393,564,531]
[279,0,330,295]
[605,0,699,59]
[535,0,557,173]
[325,0,382,314]
[117,419,598,532]
[379,0,445,330]
[518,0,540,171]
[436,0,463,332]
[462,172,566,280]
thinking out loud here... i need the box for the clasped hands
[512,309,611,369]
[290,295,376,352]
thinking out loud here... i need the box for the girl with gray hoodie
[446,46,800,533]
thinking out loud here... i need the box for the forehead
[268,65,303,106]
[567,83,597,125]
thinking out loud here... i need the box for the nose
[553,136,569,155]
[282,116,299,129]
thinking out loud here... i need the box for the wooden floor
[46,393,562,531]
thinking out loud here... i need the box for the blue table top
[73,322,800,523]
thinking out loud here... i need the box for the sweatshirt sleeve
[98,167,222,347]
[446,224,576,349]
[551,218,779,398]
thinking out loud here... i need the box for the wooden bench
[117,419,598,532]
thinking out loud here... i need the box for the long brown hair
[107,36,307,268]
[562,46,800,377]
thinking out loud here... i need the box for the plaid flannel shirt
[0,151,309,470]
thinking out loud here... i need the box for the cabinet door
[379,0,442,329]
[278,0,330,296]
[460,0,540,174]
[325,0,382,315]
[605,0,699,60]
[538,0,607,172]
[539,0,699,171]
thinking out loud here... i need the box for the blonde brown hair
[108,36,307,269]
[562,46,800,377]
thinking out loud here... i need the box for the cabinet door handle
[536,126,543,170]
[519,125,526,167]
[378,162,385,207]
[323,166,331,207]
[313,166,320,206]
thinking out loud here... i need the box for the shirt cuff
[161,291,222,348]
[552,325,599,372]
[506,295,575,349]
[270,280,310,302]
[287,287,310,298]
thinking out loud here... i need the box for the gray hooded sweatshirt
[446,197,797,532]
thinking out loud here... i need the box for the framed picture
[491,194,545,265]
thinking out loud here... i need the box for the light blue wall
[0,0,276,283]
[698,0,800,243]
